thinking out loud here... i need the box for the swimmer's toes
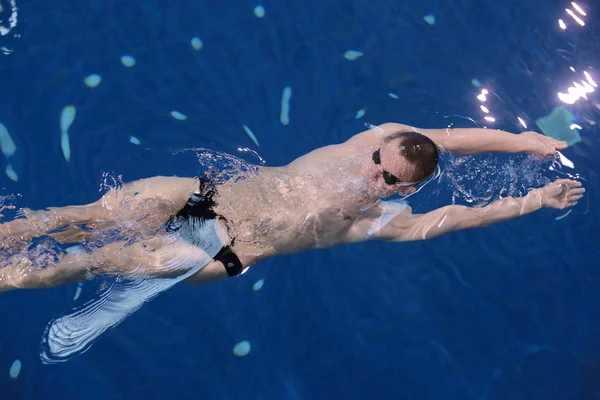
[15,207,36,219]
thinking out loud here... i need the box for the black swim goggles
[372,148,403,186]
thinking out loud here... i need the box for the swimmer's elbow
[395,206,483,241]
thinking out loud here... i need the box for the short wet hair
[384,131,439,183]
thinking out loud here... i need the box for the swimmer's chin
[368,181,416,199]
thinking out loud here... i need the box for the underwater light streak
[518,117,527,129]
[566,9,585,26]
[558,70,596,104]
[559,19,567,29]
[475,88,495,124]
[584,71,597,87]
[571,2,586,16]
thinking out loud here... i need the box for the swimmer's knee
[183,259,233,285]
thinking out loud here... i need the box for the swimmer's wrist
[493,130,531,153]
[527,188,546,209]
[516,132,533,153]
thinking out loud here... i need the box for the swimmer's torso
[212,162,374,261]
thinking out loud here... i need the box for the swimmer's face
[369,141,417,196]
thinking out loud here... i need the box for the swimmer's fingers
[554,178,582,187]
[567,189,585,204]
[548,137,568,151]
[564,183,585,202]
[542,137,568,156]
[522,131,568,156]
[556,139,569,150]
[569,187,586,196]
[541,179,585,209]
[556,179,583,196]
[563,183,585,208]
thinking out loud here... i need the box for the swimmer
[0,122,585,292]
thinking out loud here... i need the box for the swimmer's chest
[219,171,364,252]
[268,205,356,253]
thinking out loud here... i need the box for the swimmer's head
[367,131,439,197]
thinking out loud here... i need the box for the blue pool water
[1,0,599,398]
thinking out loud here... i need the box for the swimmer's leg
[0,200,110,241]
[0,250,92,292]
[0,235,216,292]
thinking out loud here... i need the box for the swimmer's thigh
[92,235,215,279]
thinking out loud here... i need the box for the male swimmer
[0,123,585,292]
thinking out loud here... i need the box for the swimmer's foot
[0,208,42,241]
[0,207,68,243]
[0,257,33,292]
[539,179,585,210]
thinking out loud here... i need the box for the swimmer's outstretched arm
[346,179,584,243]
[350,123,568,156]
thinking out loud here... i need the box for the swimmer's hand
[520,131,568,156]
[539,179,585,209]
